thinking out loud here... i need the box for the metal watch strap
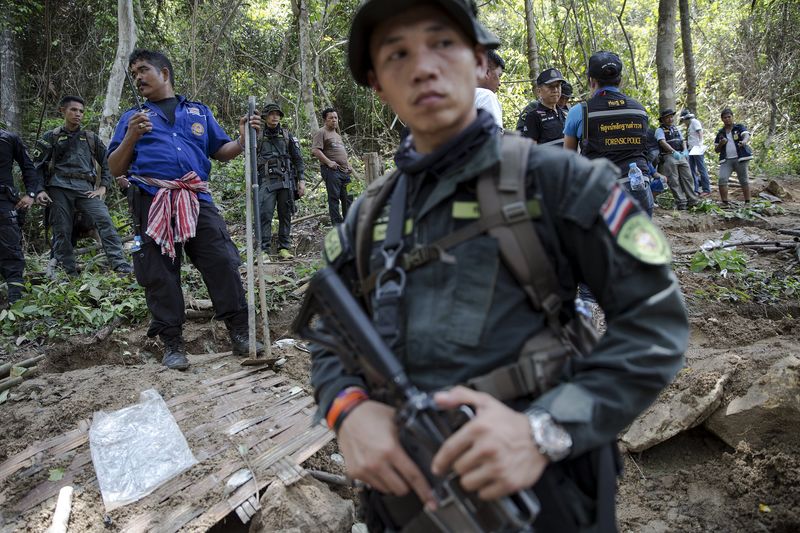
[526,408,572,462]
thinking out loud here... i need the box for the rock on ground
[620,371,728,453]
[249,476,354,533]
[705,355,800,449]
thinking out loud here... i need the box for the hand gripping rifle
[293,267,540,533]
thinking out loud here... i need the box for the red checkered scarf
[131,172,209,259]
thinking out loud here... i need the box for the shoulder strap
[354,169,402,305]
[476,134,562,329]
[47,126,62,178]
[581,101,589,143]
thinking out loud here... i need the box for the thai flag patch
[601,185,636,236]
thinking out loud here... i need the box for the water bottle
[628,163,645,191]
[131,235,142,253]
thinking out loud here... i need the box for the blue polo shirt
[563,86,623,140]
[108,95,231,202]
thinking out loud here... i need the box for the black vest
[660,125,683,153]
[258,127,292,191]
[526,103,566,147]
[581,90,648,173]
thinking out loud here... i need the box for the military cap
[536,68,564,86]
[659,108,677,120]
[348,0,500,87]
[561,81,574,97]
[588,51,623,80]
[262,103,284,117]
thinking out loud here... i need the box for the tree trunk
[656,0,677,112]
[99,0,137,145]
[679,0,697,114]
[524,0,540,93]
[292,0,319,134]
[0,21,21,133]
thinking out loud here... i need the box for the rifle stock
[293,266,540,532]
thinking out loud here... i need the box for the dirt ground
[2,178,799,531]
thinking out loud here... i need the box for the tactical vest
[660,126,683,153]
[581,91,648,173]
[258,128,293,192]
[352,135,600,402]
[46,127,101,187]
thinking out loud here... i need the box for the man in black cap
[257,102,305,259]
[656,109,698,210]
[311,6,687,532]
[563,51,655,216]
[520,68,567,147]
[558,81,574,112]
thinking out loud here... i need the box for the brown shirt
[312,127,349,168]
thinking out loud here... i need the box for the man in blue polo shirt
[108,49,263,370]
[563,51,654,217]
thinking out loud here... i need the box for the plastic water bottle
[629,163,645,191]
[131,235,142,253]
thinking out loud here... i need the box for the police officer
[0,129,48,304]
[108,49,264,370]
[563,51,655,217]
[558,81,573,112]
[521,68,566,147]
[312,3,688,531]
[32,96,131,275]
[714,108,752,206]
[257,103,305,259]
[656,109,698,210]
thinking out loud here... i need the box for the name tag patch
[188,107,201,115]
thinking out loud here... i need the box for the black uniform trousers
[258,185,293,252]
[131,191,248,339]
[321,166,352,224]
[0,199,24,303]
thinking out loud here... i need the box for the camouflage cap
[262,103,284,117]
[348,0,500,87]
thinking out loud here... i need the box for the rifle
[124,67,144,112]
[293,267,540,533]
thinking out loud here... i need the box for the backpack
[46,126,102,188]
[353,134,600,401]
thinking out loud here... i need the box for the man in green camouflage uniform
[32,96,131,275]
[310,1,689,531]
[257,103,305,259]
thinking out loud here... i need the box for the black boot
[160,334,189,370]
[229,329,265,357]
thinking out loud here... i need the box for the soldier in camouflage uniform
[257,103,305,259]
[32,96,131,275]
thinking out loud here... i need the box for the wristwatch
[27,191,36,198]
[526,408,572,462]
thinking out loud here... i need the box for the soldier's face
[367,6,485,153]
[266,111,281,128]
[130,59,171,100]
[61,101,84,128]
[537,82,561,107]
[661,114,674,127]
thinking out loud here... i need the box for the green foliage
[690,248,748,274]
[695,271,800,306]
[0,271,148,348]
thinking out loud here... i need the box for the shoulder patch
[324,228,342,263]
[616,215,672,265]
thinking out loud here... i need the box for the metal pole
[248,96,272,359]
[244,100,257,359]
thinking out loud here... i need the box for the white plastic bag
[89,389,197,511]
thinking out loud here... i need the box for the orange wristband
[326,387,368,430]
